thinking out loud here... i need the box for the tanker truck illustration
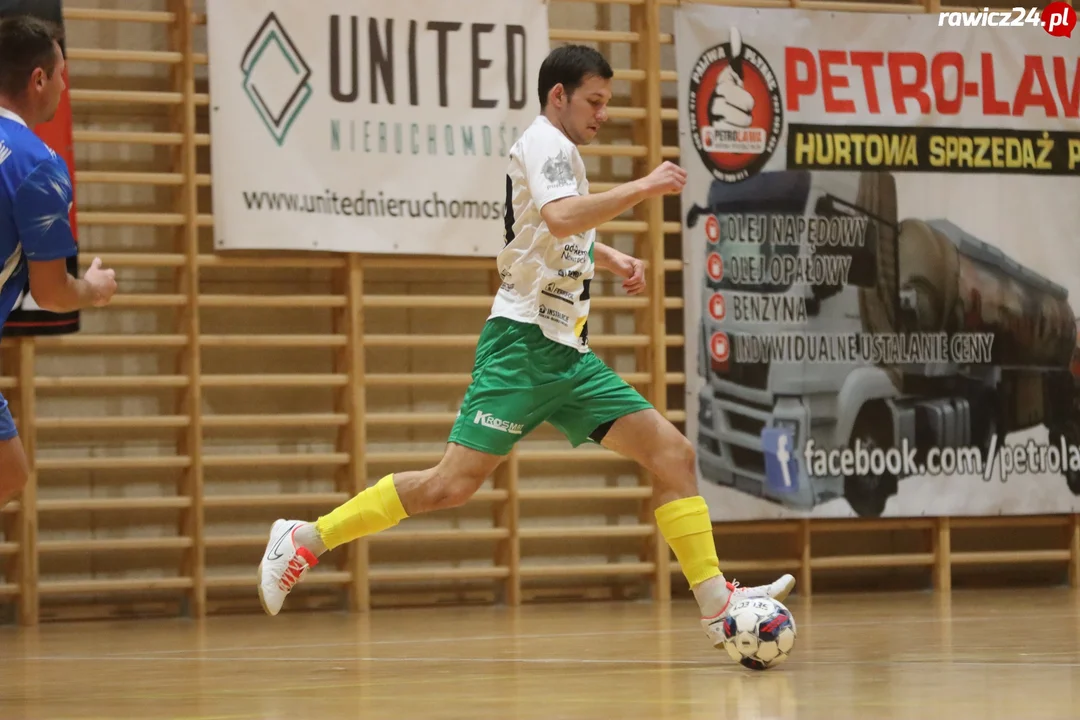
[689,170,1080,517]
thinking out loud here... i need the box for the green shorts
[447,317,654,456]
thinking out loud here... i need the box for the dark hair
[0,15,64,99]
[537,44,613,109]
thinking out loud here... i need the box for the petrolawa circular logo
[687,28,783,183]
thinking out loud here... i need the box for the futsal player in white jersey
[259,45,794,649]
[0,16,117,510]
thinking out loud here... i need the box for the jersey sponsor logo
[473,411,524,435]
[497,266,515,291]
[541,150,575,189]
[538,303,571,327]
[561,243,588,262]
[541,282,575,305]
[558,268,582,279]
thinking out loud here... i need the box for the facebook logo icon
[762,426,799,494]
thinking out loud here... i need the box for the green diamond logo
[240,12,312,146]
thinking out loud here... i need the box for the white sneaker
[700,574,796,648]
[258,519,319,616]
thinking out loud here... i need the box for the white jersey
[489,115,594,353]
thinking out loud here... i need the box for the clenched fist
[641,161,687,197]
[709,65,754,130]
[84,256,117,307]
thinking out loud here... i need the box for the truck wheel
[843,404,899,517]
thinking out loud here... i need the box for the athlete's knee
[651,434,698,491]
[678,434,697,472]
[421,451,494,510]
[422,467,487,510]
[671,433,697,475]
[408,443,504,512]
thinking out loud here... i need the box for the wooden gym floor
[2,589,1079,719]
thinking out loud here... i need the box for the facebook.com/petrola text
[802,435,1080,482]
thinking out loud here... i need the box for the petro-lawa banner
[205,0,550,256]
[0,0,80,336]
[676,5,1080,519]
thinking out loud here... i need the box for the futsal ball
[721,597,797,671]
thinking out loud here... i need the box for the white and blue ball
[721,597,797,670]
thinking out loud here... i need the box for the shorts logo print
[473,410,524,435]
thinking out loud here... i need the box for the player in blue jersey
[0,16,117,509]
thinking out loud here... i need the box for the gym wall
[1,0,1076,626]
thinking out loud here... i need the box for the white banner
[206,0,550,255]
[676,6,1080,520]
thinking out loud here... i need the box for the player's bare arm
[540,160,688,240]
[27,255,117,312]
[593,242,646,295]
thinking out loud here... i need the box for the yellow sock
[315,474,408,551]
[655,496,721,588]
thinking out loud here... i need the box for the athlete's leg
[547,355,793,647]
[314,441,505,552]
[258,317,569,616]
[597,407,697,507]
[257,442,504,616]
[0,394,28,509]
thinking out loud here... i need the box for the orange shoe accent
[278,544,318,593]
